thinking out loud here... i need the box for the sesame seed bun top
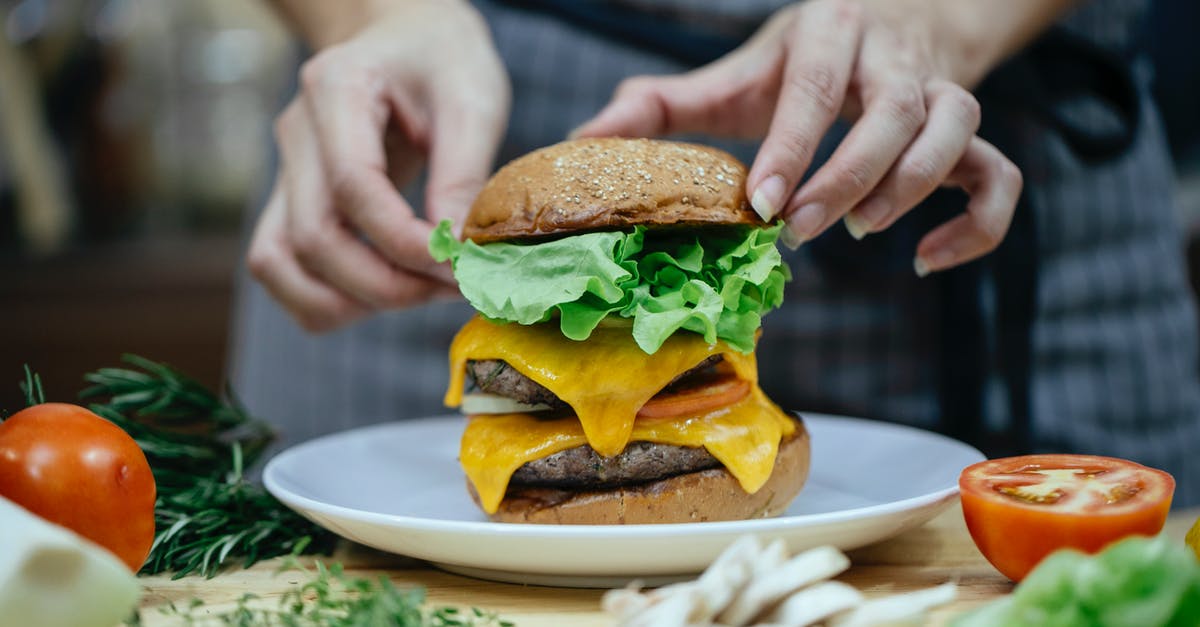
[462,138,764,243]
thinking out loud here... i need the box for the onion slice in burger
[460,393,551,415]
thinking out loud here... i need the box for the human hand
[248,0,510,331]
[572,0,1023,275]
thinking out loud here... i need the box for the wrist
[857,0,1080,88]
[271,0,475,50]
[929,0,1082,87]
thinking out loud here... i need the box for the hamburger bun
[463,138,764,243]
[471,420,810,524]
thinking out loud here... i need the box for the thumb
[424,99,506,231]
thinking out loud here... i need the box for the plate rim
[263,412,983,539]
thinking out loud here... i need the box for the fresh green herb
[20,364,45,407]
[154,559,514,626]
[953,535,1200,627]
[82,354,337,578]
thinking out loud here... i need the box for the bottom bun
[470,417,810,524]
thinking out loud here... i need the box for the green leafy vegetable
[152,559,513,626]
[429,220,790,353]
[81,354,337,578]
[952,535,1200,627]
[20,364,45,407]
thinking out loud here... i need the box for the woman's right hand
[574,0,1029,276]
[248,0,510,332]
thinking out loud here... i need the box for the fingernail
[914,256,931,278]
[566,126,582,140]
[751,175,786,221]
[844,198,890,241]
[779,226,805,250]
[843,212,869,240]
[785,203,824,246]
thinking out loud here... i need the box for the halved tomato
[960,454,1174,582]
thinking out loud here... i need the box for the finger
[279,100,455,307]
[780,74,926,245]
[424,84,508,230]
[842,80,980,238]
[299,50,451,281]
[246,182,368,333]
[913,137,1023,276]
[570,26,784,141]
[747,0,865,225]
[779,18,939,246]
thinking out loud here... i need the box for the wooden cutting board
[135,503,1199,626]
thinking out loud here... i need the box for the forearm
[265,0,384,48]
[945,0,1083,85]
[864,0,1084,87]
[268,0,482,51]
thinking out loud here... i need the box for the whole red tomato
[0,403,156,572]
[960,454,1174,582]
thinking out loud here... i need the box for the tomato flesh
[959,454,1174,582]
[637,368,750,419]
[0,403,157,572]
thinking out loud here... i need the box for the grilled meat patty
[466,354,732,489]
[466,359,568,409]
[511,441,721,488]
[466,355,723,408]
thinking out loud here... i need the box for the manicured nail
[785,203,824,246]
[914,256,931,278]
[845,198,891,241]
[779,226,805,250]
[751,175,786,221]
[843,212,869,240]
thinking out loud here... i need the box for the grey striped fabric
[229,0,1200,505]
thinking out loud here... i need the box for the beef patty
[466,355,723,408]
[511,441,721,489]
[466,354,731,489]
[466,360,567,409]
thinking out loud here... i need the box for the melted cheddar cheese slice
[446,315,757,456]
[461,389,796,513]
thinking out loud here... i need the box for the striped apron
[230,0,1200,505]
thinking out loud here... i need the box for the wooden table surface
[136,504,1199,626]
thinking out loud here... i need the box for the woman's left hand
[572,0,1024,276]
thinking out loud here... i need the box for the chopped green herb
[151,559,514,626]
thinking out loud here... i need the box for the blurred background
[0,0,1198,413]
[0,0,290,411]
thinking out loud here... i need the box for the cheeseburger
[430,138,809,524]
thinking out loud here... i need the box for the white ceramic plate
[264,414,983,587]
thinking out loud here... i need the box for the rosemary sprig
[155,559,514,627]
[20,364,45,407]
[82,354,242,423]
[81,354,337,578]
[139,440,338,579]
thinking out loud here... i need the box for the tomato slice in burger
[959,454,1174,582]
[636,371,750,420]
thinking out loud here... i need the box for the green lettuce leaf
[429,220,790,353]
[951,535,1200,627]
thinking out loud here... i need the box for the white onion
[0,496,141,627]
[460,393,551,414]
